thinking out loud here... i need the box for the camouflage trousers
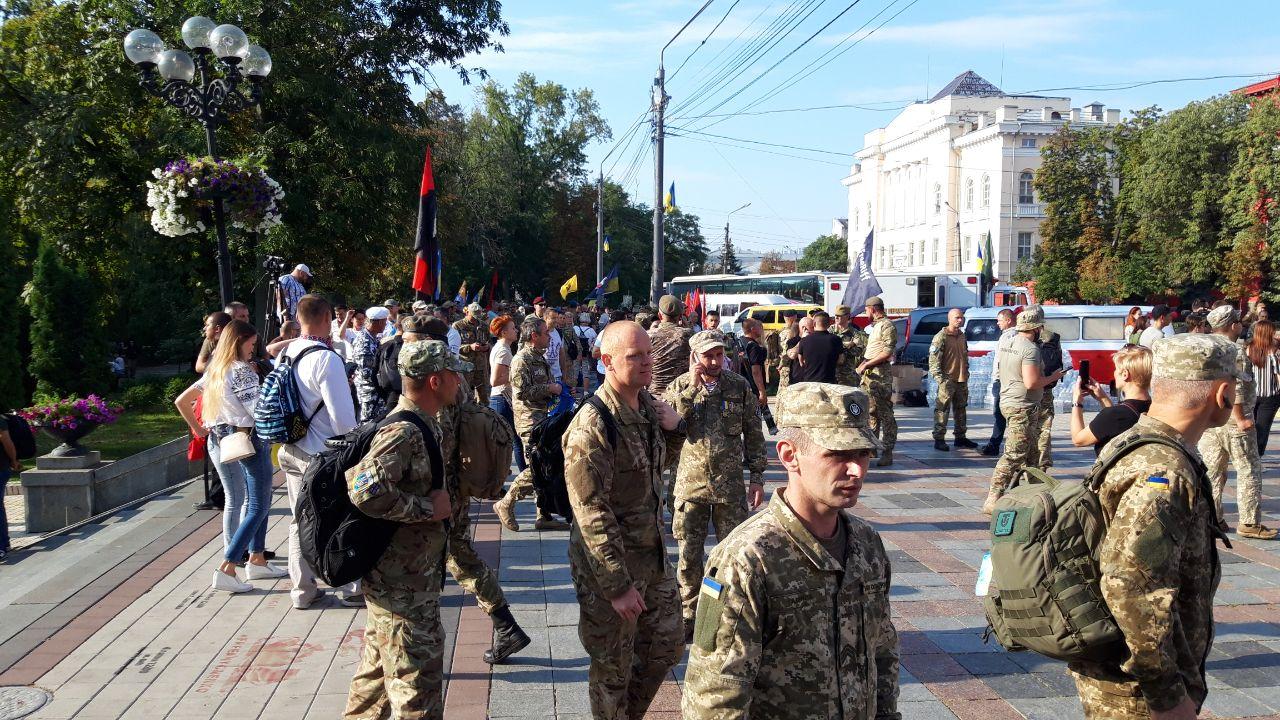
[1197,423,1263,525]
[673,499,748,621]
[447,499,506,614]
[504,435,555,518]
[777,364,791,391]
[1071,672,1153,720]
[571,358,597,393]
[990,403,1045,495]
[932,379,968,442]
[862,370,897,452]
[345,585,445,720]
[468,366,491,406]
[571,566,683,720]
[1031,391,1055,470]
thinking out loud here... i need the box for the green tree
[1224,97,1280,303]
[29,240,109,398]
[718,234,743,273]
[0,200,28,409]
[797,233,848,272]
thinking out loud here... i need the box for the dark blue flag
[841,229,882,309]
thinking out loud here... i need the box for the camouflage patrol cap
[864,296,884,309]
[834,305,852,317]
[411,300,429,313]
[776,382,884,453]
[690,329,728,354]
[1206,305,1240,329]
[466,302,484,315]
[658,294,681,316]
[1015,304,1044,331]
[399,313,434,335]
[399,339,473,377]
[1151,334,1240,381]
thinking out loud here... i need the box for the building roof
[1237,76,1280,98]
[929,70,1004,103]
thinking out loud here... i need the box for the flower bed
[145,156,284,236]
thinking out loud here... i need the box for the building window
[908,241,915,267]
[931,238,939,264]
[1019,171,1035,204]
[965,178,974,210]
[1021,138,1037,148]
[1017,232,1033,260]
[933,184,941,215]
[963,235,972,263]
[866,203,872,230]
[981,174,990,208]
[853,209,859,230]
[918,240,925,266]
[879,246,886,268]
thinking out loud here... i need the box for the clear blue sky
[427,0,1280,263]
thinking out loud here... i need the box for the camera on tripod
[263,255,288,274]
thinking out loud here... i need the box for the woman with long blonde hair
[1248,320,1280,454]
[176,320,286,593]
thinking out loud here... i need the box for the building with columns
[841,70,1120,284]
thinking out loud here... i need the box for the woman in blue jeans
[487,315,525,471]
[176,320,287,593]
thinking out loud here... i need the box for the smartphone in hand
[1079,359,1091,388]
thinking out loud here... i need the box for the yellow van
[729,304,822,334]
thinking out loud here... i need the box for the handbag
[187,434,207,461]
[219,428,257,463]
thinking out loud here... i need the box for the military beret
[1151,333,1240,381]
[776,382,883,454]
[399,339,472,377]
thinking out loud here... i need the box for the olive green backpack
[982,434,1207,663]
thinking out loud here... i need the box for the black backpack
[375,337,404,402]
[565,328,581,361]
[297,409,442,587]
[529,396,618,519]
[1040,332,1064,386]
[3,413,36,461]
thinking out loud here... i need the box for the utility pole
[723,202,750,274]
[596,172,605,285]
[650,68,666,304]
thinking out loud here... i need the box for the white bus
[668,270,1028,317]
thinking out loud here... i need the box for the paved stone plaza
[1,407,1279,719]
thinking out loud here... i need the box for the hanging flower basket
[145,156,284,237]
[19,395,124,457]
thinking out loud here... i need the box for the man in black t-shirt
[794,312,844,383]
[737,318,778,434]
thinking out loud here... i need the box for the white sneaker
[292,588,325,609]
[212,570,253,593]
[246,563,289,580]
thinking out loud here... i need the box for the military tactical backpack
[529,396,618,520]
[982,434,1206,663]
[453,401,514,500]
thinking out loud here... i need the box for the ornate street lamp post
[123,19,272,307]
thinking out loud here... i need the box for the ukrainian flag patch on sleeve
[1146,476,1169,492]
[701,577,723,600]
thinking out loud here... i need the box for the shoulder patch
[1145,476,1170,491]
[352,472,385,498]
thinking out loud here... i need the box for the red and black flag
[410,147,439,300]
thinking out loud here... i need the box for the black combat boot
[933,440,950,451]
[484,604,531,664]
[954,437,979,450]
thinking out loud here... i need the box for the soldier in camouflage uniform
[683,382,900,719]
[650,295,695,507]
[352,307,390,422]
[770,310,800,390]
[832,304,867,387]
[564,321,686,720]
[493,316,569,532]
[1196,306,1276,539]
[343,340,467,720]
[1030,323,1065,469]
[857,297,898,466]
[984,307,1064,514]
[1069,333,1236,720]
[663,330,768,636]
[928,308,978,451]
[452,302,492,403]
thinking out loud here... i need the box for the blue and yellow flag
[664,182,677,215]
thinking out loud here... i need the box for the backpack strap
[382,410,444,492]
[289,344,335,424]
[584,395,619,450]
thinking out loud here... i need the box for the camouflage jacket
[835,325,868,385]
[863,318,896,379]
[664,369,766,502]
[648,321,693,396]
[346,396,447,590]
[769,326,796,371]
[1232,338,1258,416]
[563,382,685,599]
[511,346,557,437]
[1068,414,1220,713]
[927,328,969,383]
[683,488,901,720]
[452,317,491,371]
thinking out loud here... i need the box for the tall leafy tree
[797,233,848,272]
[29,240,109,397]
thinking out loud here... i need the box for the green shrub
[164,374,198,405]
[122,383,165,410]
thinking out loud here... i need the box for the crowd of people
[171,267,1276,719]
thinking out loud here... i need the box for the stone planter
[38,421,102,458]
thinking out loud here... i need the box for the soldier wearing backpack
[1066,333,1235,720]
[342,340,463,720]
[453,303,492,403]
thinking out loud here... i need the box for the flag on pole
[432,248,442,301]
[664,182,677,215]
[560,274,579,300]
[454,280,467,304]
[410,147,439,300]
[841,229,883,310]
[603,234,611,253]
[585,265,619,302]
[486,270,500,310]
[978,232,995,283]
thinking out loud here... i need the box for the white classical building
[842,70,1120,283]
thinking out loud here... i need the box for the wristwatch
[1072,401,1087,408]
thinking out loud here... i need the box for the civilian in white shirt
[278,294,362,609]
[571,312,598,396]
[1139,304,1172,347]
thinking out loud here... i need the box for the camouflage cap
[411,300,429,313]
[690,329,727,355]
[1151,333,1240,381]
[1206,305,1240,329]
[834,304,852,317]
[775,382,884,453]
[399,313,434,335]
[1015,304,1044,331]
[658,294,681,316]
[466,302,484,315]
[399,339,473,377]
[864,296,884,309]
